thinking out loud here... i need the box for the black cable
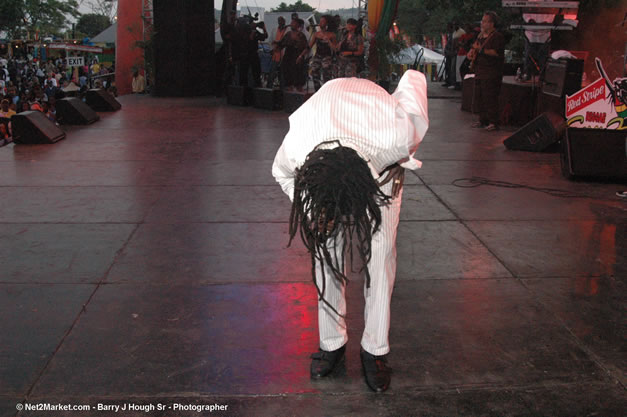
[451,177,625,202]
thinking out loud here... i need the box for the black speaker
[227,85,252,106]
[153,0,215,96]
[542,58,584,97]
[284,91,313,113]
[253,88,283,110]
[504,112,566,152]
[56,97,100,125]
[461,77,479,113]
[85,89,121,111]
[12,111,66,144]
[561,128,627,180]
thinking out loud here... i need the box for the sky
[235,0,358,11]
[77,1,359,14]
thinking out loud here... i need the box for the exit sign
[66,56,84,67]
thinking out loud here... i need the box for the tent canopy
[393,44,444,68]
[91,23,116,44]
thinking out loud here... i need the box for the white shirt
[272,69,429,200]
[523,0,554,43]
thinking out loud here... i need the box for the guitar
[466,31,496,71]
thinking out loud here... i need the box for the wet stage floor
[0,87,625,416]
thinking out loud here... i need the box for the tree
[0,0,80,38]
[0,0,23,38]
[76,13,111,38]
[270,1,316,12]
[85,0,117,21]
[396,0,506,45]
[397,0,624,46]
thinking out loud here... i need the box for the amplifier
[542,58,584,97]
[560,128,627,180]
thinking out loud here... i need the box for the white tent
[91,23,116,44]
[393,44,444,70]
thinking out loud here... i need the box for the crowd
[0,56,112,145]
[219,12,366,94]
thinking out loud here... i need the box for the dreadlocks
[288,141,392,317]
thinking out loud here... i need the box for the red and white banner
[566,58,627,130]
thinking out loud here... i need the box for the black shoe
[360,348,391,392]
[310,345,346,378]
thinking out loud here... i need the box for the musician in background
[522,0,555,80]
[267,16,288,89]
[468,11,505,132]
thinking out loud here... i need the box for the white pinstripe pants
[316,180,402,356]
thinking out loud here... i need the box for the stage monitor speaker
[56,97,100,125]
[504,112,566,152]
[12,111,66,144]
[85,89,122,111]
[560,128,627,180]
[227,85,252,106]
[461,78,479,113]
[253,88,283,110]
[542,58,584,97]
[284,91,313,114]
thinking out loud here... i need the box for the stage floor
[0,91,625,416]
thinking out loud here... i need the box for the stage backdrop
[153,0,215,96]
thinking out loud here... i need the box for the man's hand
[378,164,405,198]
[389,165,405,198]
[317,208,335,235]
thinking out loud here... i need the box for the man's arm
[272,141,297,201]
[391,70,429,170]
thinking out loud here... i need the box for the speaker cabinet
[561,128,627,180]
[12,111,66,144]
[153,0,215,96]
[542,58,584,97]
[56,97,100,125]
[284,91,313,113]
[504,112,566,152]
[85,89,121,111]
[227,85,252,106]
[253,88,283,110]
[461,77,479,113]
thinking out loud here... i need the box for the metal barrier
[89,73,115,89]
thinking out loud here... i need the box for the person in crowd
[272,69,429,393]
[41,101,55,122]
[46,73,57,87]
[90,60,101,76]
[467,11,505,131]
[231,16,254,86]
[0,123,10,145]
[30,101,43,112]
[337,18,364,78]
[452,22,466,90]
[79,68,88,88]
[267,16,289,89]
[458,24,478,80]
[248,20,268,87]
[132,70,146,93]
[0,99,16,118]
[44,80,57,100]
[215,10,237,96]
[7,82,17,101]
[309,15,337,91]
[275,18,309,92]
[47,97,57,120]
[290,12,311,41]
[442,23,457,88]
[522,3,553,80]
